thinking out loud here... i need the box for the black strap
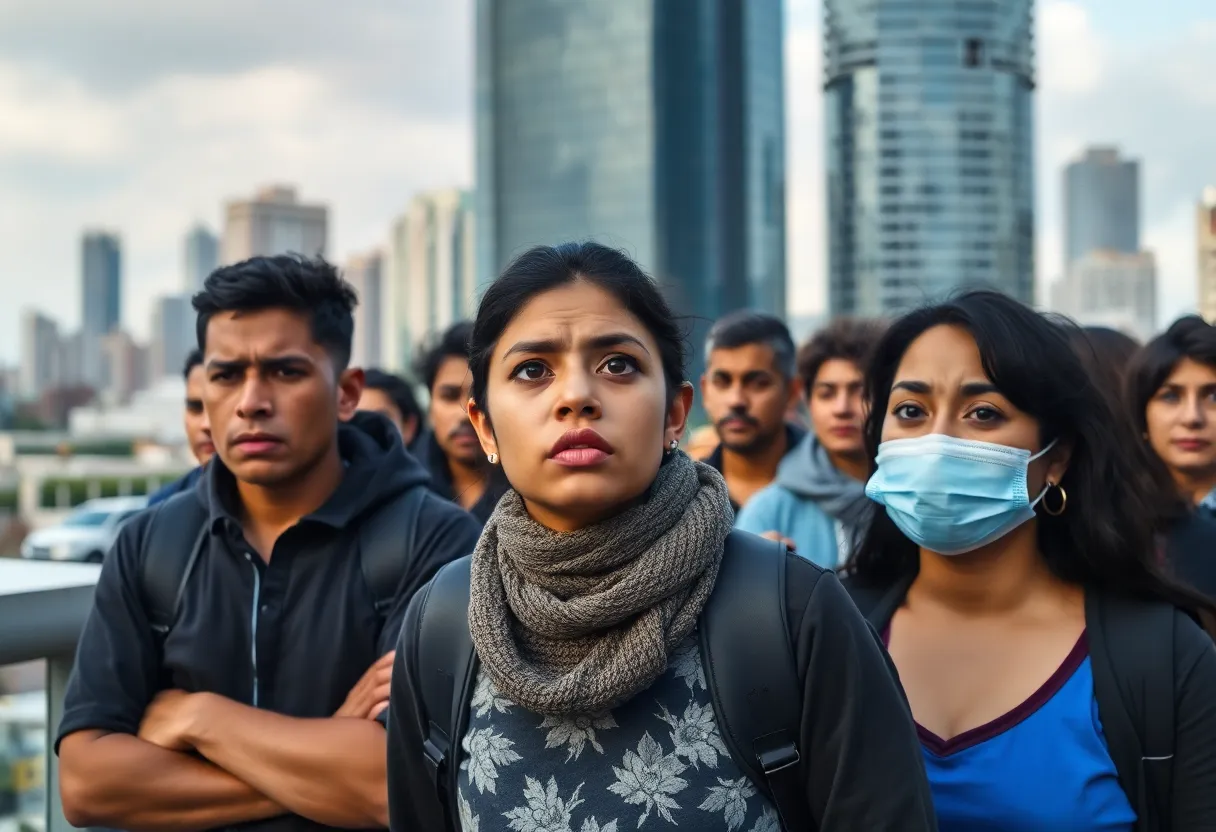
[1088,593,1176,832]
[358,486,427,619]
[415,556,477,828]
[700,532,810,832]
[140,492,210,639]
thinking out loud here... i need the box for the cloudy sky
[1,0,1213,362]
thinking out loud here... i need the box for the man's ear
[337,367,365,421]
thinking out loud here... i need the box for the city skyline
[1,0,1214,362]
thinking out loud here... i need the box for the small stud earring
[667,439,679,455]
[487,453,498,465]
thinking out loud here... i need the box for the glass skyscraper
[1064,147,1139,268]
[824,0,1035,315]
[476,0,786,337]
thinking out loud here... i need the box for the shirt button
[260,604,270,614]
[244,552,253,561]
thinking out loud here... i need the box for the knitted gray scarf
[468,452,734,716]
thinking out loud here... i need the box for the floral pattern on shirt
[456,633,777,830]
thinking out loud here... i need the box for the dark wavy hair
[847,291,1216,626]
[1065,325,1188,529]
[193,254,357,370]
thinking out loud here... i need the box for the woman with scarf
[385,242,935,831]
[844,292,1216,831]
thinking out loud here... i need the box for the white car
[20,496,149,564]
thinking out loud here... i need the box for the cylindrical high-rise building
[476,0,787,358]
[824,0,1035,315]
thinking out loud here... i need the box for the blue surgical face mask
[864,434,1058,556]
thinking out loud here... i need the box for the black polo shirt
[56,412,482,831]
[422,432,511,524]
[704,423,807,511]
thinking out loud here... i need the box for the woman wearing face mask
[386,242,936,831]
[843,292,1216,831]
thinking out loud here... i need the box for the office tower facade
[824,0,1034,315]
[1199,188,1216,323]
[1064,147,1139,269]
[184,225,220,293]
[150,295,195,381]
[19,311,61,399]
[345,251,384,368]
[100,331,148,406]
[1049,250,1157,341]
[384,189,478,373]
[81,231,122,385]
[476,0,786,344]
[221,186,328,265]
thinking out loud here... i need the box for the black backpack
[846,580,1176,832]
[137,487,429,643]
[410,531,811,831]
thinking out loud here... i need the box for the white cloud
[1036,0,1216,329]
[1038,1,1105,95]
[0,0,472,361]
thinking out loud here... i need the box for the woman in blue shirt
[844,291,1216,831]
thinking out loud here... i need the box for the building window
[963,38,984,68]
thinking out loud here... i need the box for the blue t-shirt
[918,634,1136,831]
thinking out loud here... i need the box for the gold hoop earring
[487,453,498,465]
[1042,482,1067,516]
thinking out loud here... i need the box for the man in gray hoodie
[736,318,886,568]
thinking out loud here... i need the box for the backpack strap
[139,492,210,642]
[1087,592,1176,832]
[357,485,427,621]
[415,556,477,828]
[699,531,810,831]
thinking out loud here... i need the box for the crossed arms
[58,652,394,831]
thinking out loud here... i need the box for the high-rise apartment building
[1049,250,1157,341]
[1052,147,1154,335]
[476,0,786,348]
[184,224,219,292]
[1198,188,1216,323]
[81,230,122,385]
[1064,147,1139,270]
[221,186,328,265]
[824,0,1035,315]
[150,295,195,380]
[100,331,148,406]
[345,251,384,368]
[19,311,61,399]
[384,190,477,372]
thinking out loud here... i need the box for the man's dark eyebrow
[206,355,314,373]
[502,332,650,362]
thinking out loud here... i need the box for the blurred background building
[824,0,1035,315]
[1050,146,1158,339]
[383,188,477,373]
[1198,187,1216,324]
[221,185,329,265]
[475,0,787,372]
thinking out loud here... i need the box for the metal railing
[0,560,100,832]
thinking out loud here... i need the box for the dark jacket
[422,433,511,524]
[704,424,806,512]
[843,575,1216,830]
[146,464,205,506]
[1165,511,1216,601]
[386,552,938,830]
[57,411,483,832]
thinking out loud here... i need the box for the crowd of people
[49,242,1216,831]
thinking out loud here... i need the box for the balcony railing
[0,559,100,832]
